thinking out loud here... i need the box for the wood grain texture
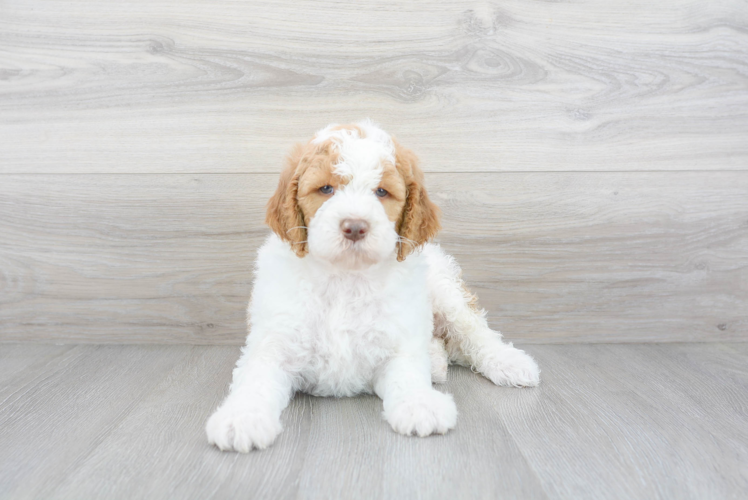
[296,367,548,500]
[1,172,746,344]
[1,0,748,173]
[491,343,748,499]
[0,345,194,499]
[1,343,747,499]
[0,343,73,387]
[47,347,314,500]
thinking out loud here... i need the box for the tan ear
[265,143,309,257]
[394,140,441,261]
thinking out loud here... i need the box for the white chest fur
[247,236,433,397]
[297,273,398,396]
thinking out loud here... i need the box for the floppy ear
[394,140,441,261]
[266,143,309,257]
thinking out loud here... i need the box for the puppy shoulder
[252,234,309,301]
[255,234,300,274]
[421,242,447,261]
[421,243,460,275]
[249,234,307,322]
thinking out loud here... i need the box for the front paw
[206,403,282,452]
[384,390,457,437]
[479,345,540,387]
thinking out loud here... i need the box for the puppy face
[266,120,440,268]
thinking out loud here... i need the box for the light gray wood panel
[0,174,260,344]
[1,172,746,344]
[2,0,748,173]
[296,368,548,500]
[488,344,748,499]
[439,172,748,342]
[47,347,313,500]
[0,345,193,500]
[1,343,747,499]
[0,343,73,387]
[0,346,90,409]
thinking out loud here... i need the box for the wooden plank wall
[1,0,747,344]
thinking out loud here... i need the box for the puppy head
[266,120,440,268]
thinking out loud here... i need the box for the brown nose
[341,219,369,241]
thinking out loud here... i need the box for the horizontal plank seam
[2,170,748,175]
[5,341,748,347]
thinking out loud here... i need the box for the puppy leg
[429,336,449,384]
[425,245,540,388]
[206,348,294,452]
[375,353,457,436]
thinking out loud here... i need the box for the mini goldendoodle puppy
[206,120,540,452]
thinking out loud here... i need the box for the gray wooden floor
[1,343,746,499]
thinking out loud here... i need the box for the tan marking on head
[376,161,407,222]
[392,138,441,261]
[266,142,307,257]
[330,123,367,138]
[266,139,346,257]
[297,140,348,221]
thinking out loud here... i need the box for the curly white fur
[207,121,540,452]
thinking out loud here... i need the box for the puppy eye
[375,188,388,198]
[319,185,334,195]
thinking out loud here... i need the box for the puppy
[206,120,539,452]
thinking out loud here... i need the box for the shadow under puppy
[206,120,540,452]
